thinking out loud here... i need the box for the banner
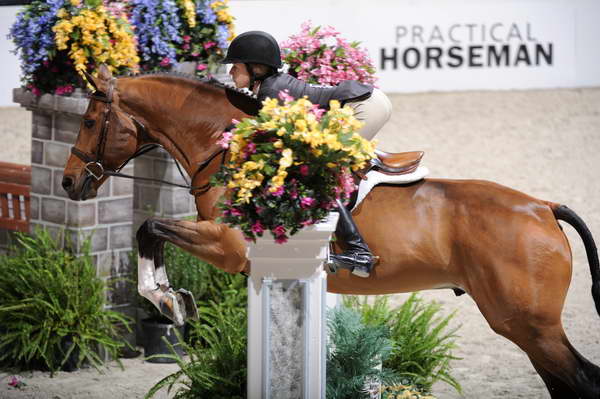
[230,0,600,92]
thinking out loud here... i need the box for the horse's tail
[548,202,600,316]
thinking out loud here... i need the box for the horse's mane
[123,71,261,115]
[124,71,256,99]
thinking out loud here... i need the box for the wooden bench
[0,162,31,233]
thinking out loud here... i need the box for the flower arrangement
[130,0,235,73]
[280,21,378,86]
[9,0,235,96]
[9,0,139,96]
[211,92,376,244]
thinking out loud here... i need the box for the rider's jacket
[257,73,373,109]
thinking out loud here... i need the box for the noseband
[70,78,227,196]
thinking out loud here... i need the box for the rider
[221,30,393,278]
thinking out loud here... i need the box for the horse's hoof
[159,292,186,327]
[176,289,199,321]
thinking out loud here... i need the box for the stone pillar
[12,88,136,315]
[247,213,339,399]
[133,147,197,231]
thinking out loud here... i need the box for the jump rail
[0,162,31,233]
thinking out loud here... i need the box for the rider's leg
[345,88,392,140]
[331,89,391,278]
[330,198,375,278]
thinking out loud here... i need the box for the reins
[70,78,228,196]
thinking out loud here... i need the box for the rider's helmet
[221,31,283,69]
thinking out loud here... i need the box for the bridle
[70,78,227,196]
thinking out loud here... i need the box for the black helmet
[221,31,282,69]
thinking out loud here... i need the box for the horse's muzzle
[62,174,96,201]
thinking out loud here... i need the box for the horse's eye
[84,119,95,129]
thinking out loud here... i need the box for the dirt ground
[0,87,599,398]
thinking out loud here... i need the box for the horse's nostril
[62,176,74,192]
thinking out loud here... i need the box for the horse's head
[62,65,140,201]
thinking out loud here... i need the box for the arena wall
[1,0,599,106]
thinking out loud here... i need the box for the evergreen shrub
[344,294,462,393]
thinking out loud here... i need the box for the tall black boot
[330,199,375,278]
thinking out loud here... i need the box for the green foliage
[343,294,462,394]
[145,290,247,398]
[0,229,131,374]
[326,306,400,399]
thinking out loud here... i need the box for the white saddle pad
[351,166,429,211]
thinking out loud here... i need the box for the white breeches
[346,88,393,141]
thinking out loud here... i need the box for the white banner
[230,0,600,92]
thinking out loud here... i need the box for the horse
[62,65,600,398]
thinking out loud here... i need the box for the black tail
[551,204,600,316]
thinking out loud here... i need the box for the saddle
[357,150,424,179]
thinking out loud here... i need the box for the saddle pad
[351,166,429,211]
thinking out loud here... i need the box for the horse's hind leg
[469,265,600,399]
[136,217,248,325]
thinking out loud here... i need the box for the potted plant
[280,21,378,86]
[9,0,139,96]
[0,229,132,374]
[211,93,376,243]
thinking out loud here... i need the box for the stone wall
[133,147,197,232]
[12,88,136,317]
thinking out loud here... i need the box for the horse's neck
[118,76,239,175]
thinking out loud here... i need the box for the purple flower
[300,197,316,209]
[273,225,286,236]
[270,186,284,197]
[274,236,288,244]
[160,57,171,67]
[251,221,264,234]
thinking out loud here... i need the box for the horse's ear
[97,64,113,81]
[82,70,98,92]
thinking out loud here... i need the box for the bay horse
[62,65,600,398]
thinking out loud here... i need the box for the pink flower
[274,236,288,244]
[245,142,256,155]
[278,89,294,103]
[273,225,286,236]
[299,165,310,176]
[160,57,171,67]
[230,208,243,217]
[8,376,24,388]
[183,35,191,42]
[300,197,316,209]
[231,118,240,125]
[203,41,216,49]
[183,43,190,50]
[300,219,314,227]
[216,131,233,149]
[310,104,326,120]
[270,186,285,197]
[197,63,207,71]
[251,221,264,234]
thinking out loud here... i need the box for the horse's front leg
[136,217,248,326]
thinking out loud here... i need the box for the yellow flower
[70,0,80,6]
[294,119,308,132]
